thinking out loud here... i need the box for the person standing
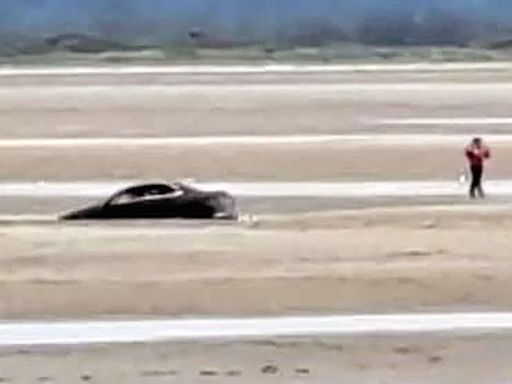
[465,137,491,199]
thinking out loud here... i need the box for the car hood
[59,204,104,220]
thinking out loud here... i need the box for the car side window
[108,192,137,206]
[107,185,179,206]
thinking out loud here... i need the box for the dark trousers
[469,164,484,198]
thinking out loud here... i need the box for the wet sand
[0,206,511,318]
[0,142,510,181]
[0,70,511,184]
[0,68,511,317]
[1,333,510,383]
[2,72,512,139]
[3,66,512,380]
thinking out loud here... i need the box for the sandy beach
[2,65,512,381]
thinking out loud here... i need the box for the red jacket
[465,145,490,166]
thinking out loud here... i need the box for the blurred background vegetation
[2,0,512,64]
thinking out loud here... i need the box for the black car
[59,182,238,220]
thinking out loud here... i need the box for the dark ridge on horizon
[0,1,511,48]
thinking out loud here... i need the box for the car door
[100,199,148,219]
[107,196,184,219]
[133,197,181,218]
[172,193,216,218]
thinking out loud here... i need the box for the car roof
[117,183,175,196]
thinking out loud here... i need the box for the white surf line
[1,134,512,148]
[1,312,512,347]
[0,180,511,198]
[0,135,373,148]
[376,117,512,126]
[6,83,512,93]
[0,62,511,77]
